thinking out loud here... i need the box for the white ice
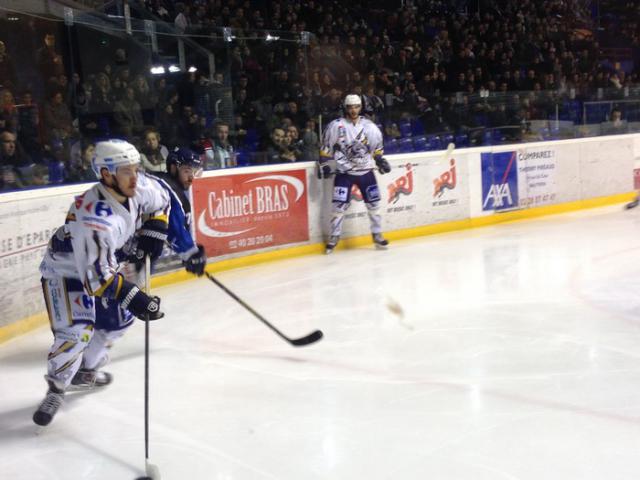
[2,204,640,480]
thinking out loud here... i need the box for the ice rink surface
[2,204,640,480]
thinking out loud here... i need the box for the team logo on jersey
[482,151,518,210]
[433,159,457,198]
[73,294,94,310]
[365,184,381,202]
[388,163,414,204]
[334,186,351,202]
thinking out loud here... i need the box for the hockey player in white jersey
[318,94,391,254]
[33,139,170,427]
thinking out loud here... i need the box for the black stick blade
[290,329,324,346]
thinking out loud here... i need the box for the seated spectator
[285,125,303,161]
[132,74,156,125]
[44,139,68,185]
[113,87,144,138]
[301,119,320,162]
[0,88,18,133]
[601,108,628,135]
[140,129,169,172]
[67,141,97,183]
[202,122,235,170]
[43,90,74,143]
[0,130,32,190]
[36,33,64,86]
[0,40,17,90]
[261,127,287,164]
[16,90,40,156]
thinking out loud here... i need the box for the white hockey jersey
[40,174,170,296]
[320,116,384,175]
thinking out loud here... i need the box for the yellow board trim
[1,191,635,344]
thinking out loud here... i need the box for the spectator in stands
[113,87,144,138]
[44,139,68,185]
[285,125,303,161]
[0,88,18,134]
[174,3,191,33]
[202,122,235,170]
[36,33,64,86]
[17,90,40,156]
[43,90,74,143]
[0,130,32,190]
[140,128,169,172]
[132,74,156,125]
[300,119,320,162]
[601,107,628,135]
[67,141,97,183]
[262,126,288,164]
[0,41,17,90]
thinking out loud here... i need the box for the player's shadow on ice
[0,404,142,476]
[0,389,109,444]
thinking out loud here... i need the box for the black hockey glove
[117,277,164,320]
[375,156,391,174]
[184,245,207,276]
[317,163,332,179]
[131,218,168,267]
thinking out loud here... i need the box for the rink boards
[1,134,638,337]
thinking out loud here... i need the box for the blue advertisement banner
[481,151,519,211]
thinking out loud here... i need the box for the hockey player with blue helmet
[147,146,207,276]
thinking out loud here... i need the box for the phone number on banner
[228,234,275,249]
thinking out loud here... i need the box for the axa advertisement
[193,170,310,256]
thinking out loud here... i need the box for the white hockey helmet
[344,94,362,107]
[91,139,141,177]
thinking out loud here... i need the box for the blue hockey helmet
[166,147,203,174]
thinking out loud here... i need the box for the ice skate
[70,368,113,390]
[372,233,389,250]
[325,236,339,254]
[33,379,65,427]
[625,197,639,210]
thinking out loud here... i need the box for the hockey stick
[205,272,324,347]
[139,255,161,480]
[317,142,456,177]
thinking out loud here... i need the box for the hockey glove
[117,277,164,320]
[131,218,168,267]
[184,245,207,276]
[375,156,391,174]
[317,163,332,179]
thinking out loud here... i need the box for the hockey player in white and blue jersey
[33,139,170,427]
[318,94,392,254]
[146,147,207,275]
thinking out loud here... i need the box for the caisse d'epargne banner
[193,170,309,257]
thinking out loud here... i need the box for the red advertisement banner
[193,170,309,256]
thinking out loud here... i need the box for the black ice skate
[372,233,389,250]
[325,235,339,255]
[33,379,64,426]
[625,197,639,210]
[70,368,113,389]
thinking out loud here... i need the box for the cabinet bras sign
[192,170,309,256]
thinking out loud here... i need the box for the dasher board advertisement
[193,170,310,256]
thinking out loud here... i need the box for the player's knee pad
[47,322,95,385]
[332,201,350,215]
[82,328,127,370]
[365,200,380,211]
